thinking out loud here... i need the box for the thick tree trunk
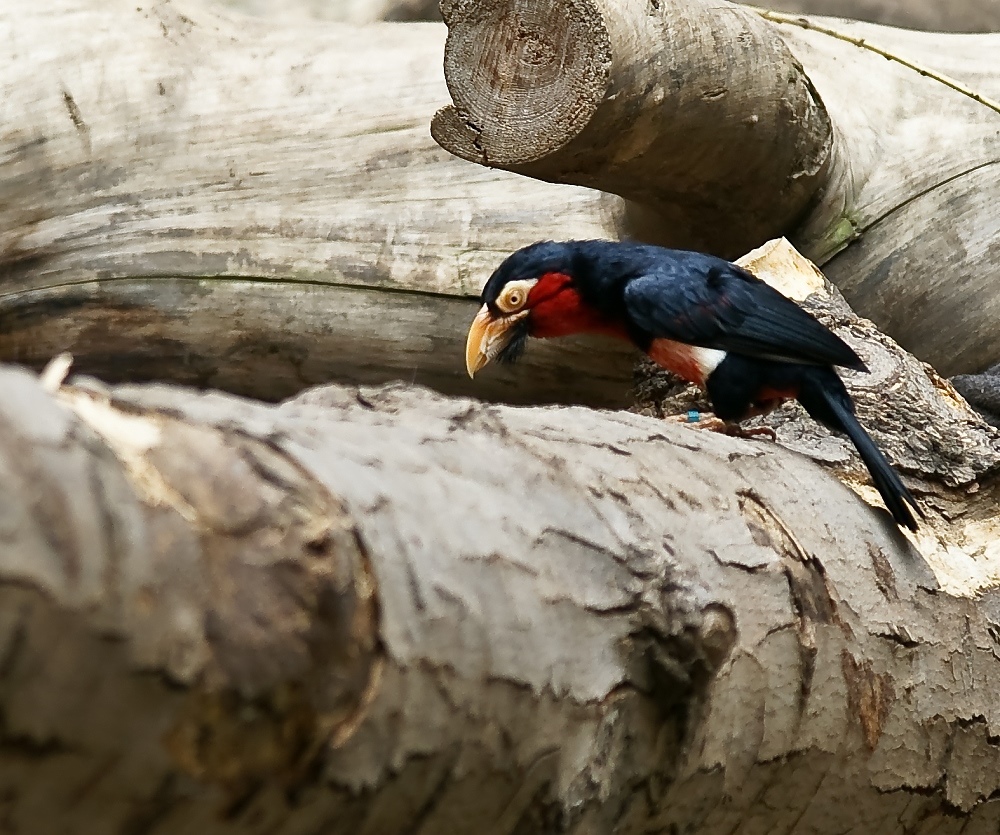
[1,334,999,833]
[434,1,1000,376]
[0,0,635,408]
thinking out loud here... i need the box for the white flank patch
[694,346,727,377]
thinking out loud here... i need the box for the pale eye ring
[497,280,534,313]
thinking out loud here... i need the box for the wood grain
[0,0,634,404]
[433,0,833,257]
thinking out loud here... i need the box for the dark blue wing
[622,257,864,369]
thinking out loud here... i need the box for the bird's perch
[2,241,999,833]
[2,331,1000,832]
[433,1,1000,377]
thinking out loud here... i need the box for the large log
[1,333,999,832]
[0,0,634,407]
[432,0,832,258]
[433,1,1000,376]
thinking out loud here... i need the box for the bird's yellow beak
[465,305,527,378]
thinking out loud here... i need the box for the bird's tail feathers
[799,376,921,531]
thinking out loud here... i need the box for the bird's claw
[666,411,777,441]
[722,424,778,441]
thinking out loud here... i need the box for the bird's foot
[666,411,777,441]
[723,424,778,441]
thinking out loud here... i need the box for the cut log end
[440,0,610,166]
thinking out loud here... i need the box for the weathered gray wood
[769,15,1000,376]
[214,0,440,23]
[0,0,634,406]
[0,277,632,405]
[0,347,999,833]
[434,2,1000,376]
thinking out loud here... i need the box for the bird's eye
[497,280,534,313]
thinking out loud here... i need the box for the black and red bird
[465,240,920,531]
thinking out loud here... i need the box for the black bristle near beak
[495,319,530,365]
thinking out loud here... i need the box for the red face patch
[526,273,630,340]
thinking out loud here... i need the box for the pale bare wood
[0,0,634,406]
[0,278,633,405]
[770,16,1000,375]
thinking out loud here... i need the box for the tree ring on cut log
[440,0,610,165]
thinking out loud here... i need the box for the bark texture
[434,2,1000,376]
[0,0,635,407]
[1,344,1000,833]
